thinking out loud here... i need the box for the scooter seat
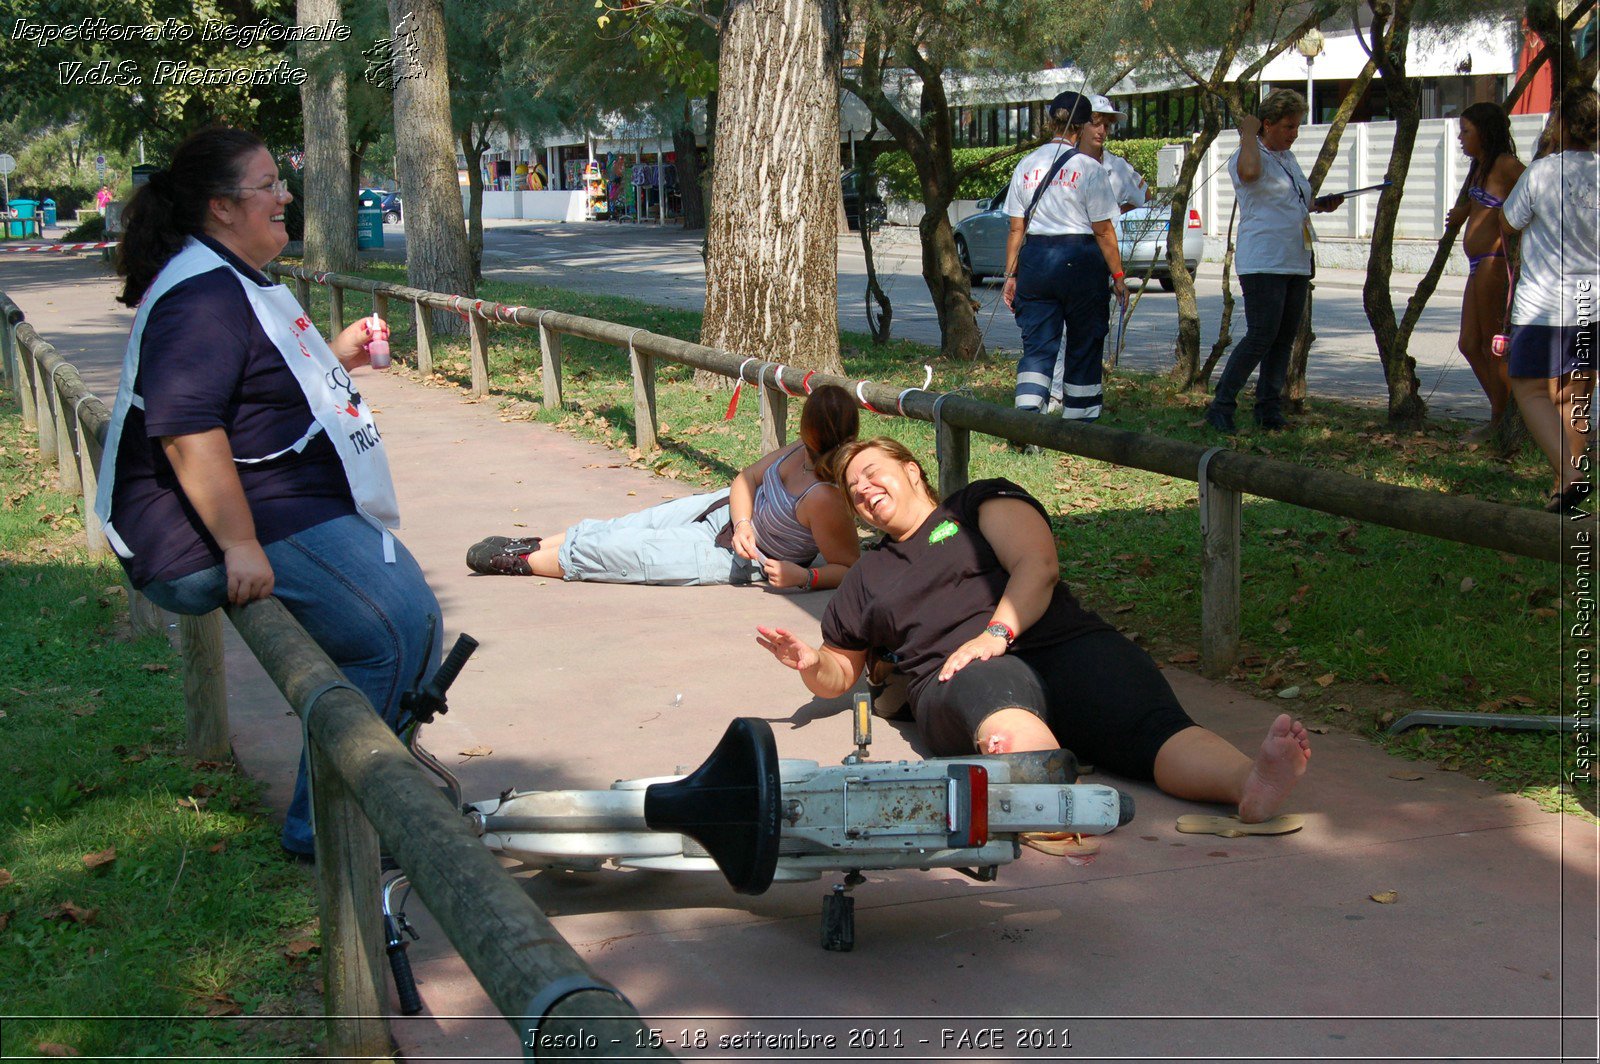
[644,718,781,894]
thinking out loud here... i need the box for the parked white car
[953,193,1206,291]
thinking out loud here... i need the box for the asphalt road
[377,219,1486,421]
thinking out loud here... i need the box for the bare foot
[1237,713,1311,823]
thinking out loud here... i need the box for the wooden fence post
[180,612,230,760]
[758,381,787,454]
[14,328,37,432]
[310,738,389,1059]
[0,307,14,392]
[34,366,58,471]
[296,276,313,315]
[128,589,169,639]
[330,284,345,338]
[468,313,490,397]
[629,338,658,452]
[414,300,434,377]
[372,292,387,348]
[538,320,563,409]
[1199,449,1241,678]
[935,418,970,499]
[79,426,108,555]
[55,379,82,494]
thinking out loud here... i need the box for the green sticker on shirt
[929,520,960,544]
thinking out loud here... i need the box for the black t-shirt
[821,478,1111,709]
[110,235,355,586]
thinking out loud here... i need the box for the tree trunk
[298,0,358,273]
[843,28,982,361]
[1200,202,1240,387]
[673,115,705,231]
[1167,113,1223,388]
[387,0,472,336]
[1285,59,1377,410]
[1364,0,1426,425]
[462,132,486,281]
[700,0,842,384]
[858,122,891,344]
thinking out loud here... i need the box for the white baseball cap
[1090,94,1126,118]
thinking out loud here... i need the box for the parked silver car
[953,193,1206,291]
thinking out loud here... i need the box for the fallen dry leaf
[458,745,493,760]
[1370,890,1399,904]
[1314,673,1336,687]
[1460,576,1476,593]
[282,937,319,958]
[0,909,12,931]
[46,901,98,924]
[0,869,12,888]
[37,1044,81,1057]
[207,841,228,855]
[1167,651,1200,664]
[177,796,208,811]
[81,847,116,871]
[139,663,169,673]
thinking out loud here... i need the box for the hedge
[874,137,1189,204]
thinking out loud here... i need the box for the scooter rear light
[946,765,988,846]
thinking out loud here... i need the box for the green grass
[304,262,1592,817]
[0,401,323,1058]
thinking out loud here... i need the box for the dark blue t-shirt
[110,235,355,586]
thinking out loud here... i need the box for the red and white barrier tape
[0,241,120,253]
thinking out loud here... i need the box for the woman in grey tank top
[465,385,862,588]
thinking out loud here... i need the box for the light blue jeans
[558,490,761,586]
[141,515,443,855]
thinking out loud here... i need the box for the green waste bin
[7,199,38,238]
[357,206,384,249]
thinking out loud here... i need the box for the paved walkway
[1,252,1594,1063]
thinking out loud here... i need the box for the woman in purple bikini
[1446,103,1524,439]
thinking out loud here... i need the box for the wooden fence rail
[0,289,668,1060]
[267,265,1564,678]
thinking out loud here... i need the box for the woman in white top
[1501,88,1600,513]
[1205,90,1343,433]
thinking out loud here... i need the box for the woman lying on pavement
[467,384,861,588]
[756,437,1311,824]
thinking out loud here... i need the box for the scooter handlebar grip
[428,633,479,699]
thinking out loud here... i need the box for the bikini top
[1468,185,1504,209]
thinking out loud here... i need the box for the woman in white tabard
[1205,90,1344,433]
[1501,88,1600,513]
[97,126,440,860]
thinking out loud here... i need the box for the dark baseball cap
[1049,90,1093,124]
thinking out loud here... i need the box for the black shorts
[912,629,1196,780]
[1507,322,1598,379]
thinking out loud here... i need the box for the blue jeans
[141,515,443,855]
[1210,273,1311,424]
[1011,234,1110,420]
[557,490,761,585]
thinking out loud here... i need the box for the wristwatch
[984,621,1016,645]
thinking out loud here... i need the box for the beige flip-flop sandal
[1175,814,1305,838]
[1020,832,1103,857]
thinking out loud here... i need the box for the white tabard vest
[95,239,401,565]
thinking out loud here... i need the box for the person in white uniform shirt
[1205,90,1344,433]
[1045,93,1148,411]
[1001,90,1129,423]
[1501,87,1600,513]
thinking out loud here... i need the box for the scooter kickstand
[822,870,865,952]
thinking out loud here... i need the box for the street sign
[96,153,106,179]
[0,154,15,175]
